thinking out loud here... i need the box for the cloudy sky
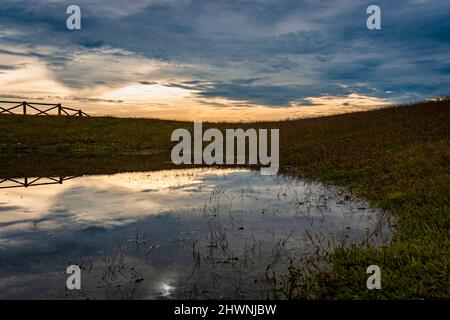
[0,0,449,120]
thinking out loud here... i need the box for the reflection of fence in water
[0,101,89,117]
[0,176,79,189]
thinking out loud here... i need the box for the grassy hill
[0,98,449,299]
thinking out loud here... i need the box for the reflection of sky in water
[0,169,390,299]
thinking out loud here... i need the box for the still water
[0,168,390,299]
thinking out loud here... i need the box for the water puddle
[0,168,391,299]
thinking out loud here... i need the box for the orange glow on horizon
[0,55,391,122]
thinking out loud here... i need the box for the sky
[0,0,449,121]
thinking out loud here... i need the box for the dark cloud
[169,79,381,106]
[0,0,449,106]
[0,65,18,70]
[71,97,124,103]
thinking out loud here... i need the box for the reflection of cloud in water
[0,168,392,299]
[0,169,251,231]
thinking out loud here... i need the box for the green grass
[0,98,449,299]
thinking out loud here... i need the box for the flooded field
[0,168,391,299]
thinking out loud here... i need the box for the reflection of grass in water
[265,210,393,299]
[66,237,145,300]
[177,182,391,300]
[64,173,392,300]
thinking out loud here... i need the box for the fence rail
[0,101,89,117]
[0,176,79,189]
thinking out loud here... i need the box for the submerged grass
[0,98,449,299]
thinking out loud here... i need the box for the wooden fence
[0,101,89,117]
[0,176,79,189]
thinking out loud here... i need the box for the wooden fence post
[0,101,88,117]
